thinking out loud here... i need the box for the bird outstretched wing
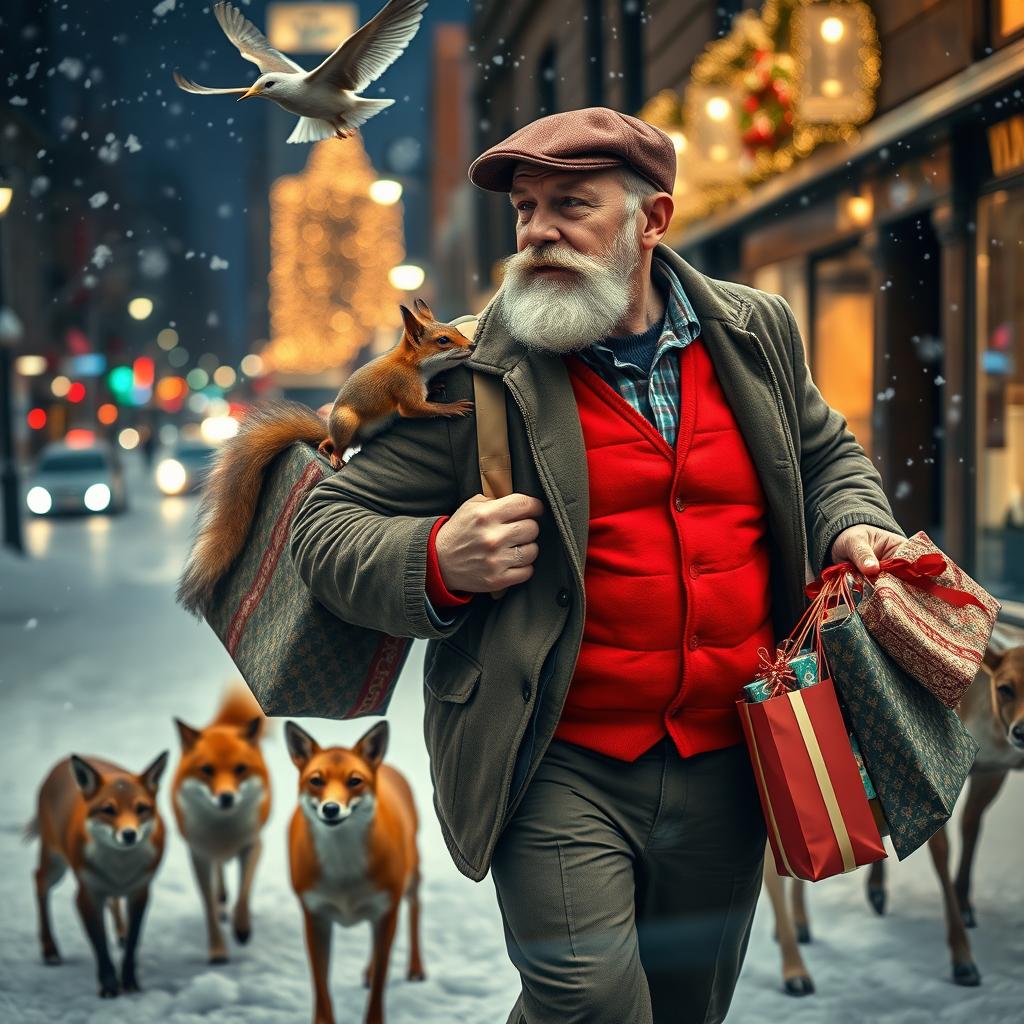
[213,1,305,75]
[173,72,249,96]
[305,0,427,92]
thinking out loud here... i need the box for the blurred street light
[127,296,154,320]
[369,179,403,205]
[0,171,24,554]
[388,264,425,290]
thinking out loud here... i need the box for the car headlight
[156,458,188,495]
[84,483,111,512]
[27,486,52,514]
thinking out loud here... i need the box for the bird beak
[237,86,260,102]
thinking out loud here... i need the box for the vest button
[522,682,532,703]
[689,563,701,578]
[688,634,699,650]
[556,588,571,607]
[674,496,685,512]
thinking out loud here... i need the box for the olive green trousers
[491,735,767,1024]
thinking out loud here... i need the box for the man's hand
[828,524,905,578]
[436,492,545,594]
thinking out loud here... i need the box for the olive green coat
[288,244,905,882]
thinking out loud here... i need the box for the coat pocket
[422,640,483,838]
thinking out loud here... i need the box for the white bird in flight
[173,0,428,143]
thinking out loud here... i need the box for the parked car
[26,441,129,516]
[155,439,219,496]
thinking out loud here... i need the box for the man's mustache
[504,244,607,276]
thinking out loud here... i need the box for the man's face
[496,166,644,353]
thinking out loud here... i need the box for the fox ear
[981,646,1003,676]
[399,304,424,344]
[174,718,201,751]
[355,720,388,770]
[240,716,263,744]
[413,297,434,322]
[70,755,102,799]
[285,721,319,768]
[140,751,170,793]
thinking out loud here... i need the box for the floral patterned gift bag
[813,566,979,860]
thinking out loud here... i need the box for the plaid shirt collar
[580,254,701,375]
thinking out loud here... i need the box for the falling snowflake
[933,374,945,386]
[91,244,113,268]
[88,191,109,209]
[209,255,229,270]
[153,0,177,16]
[125,134,142,153]
[57,57,84,80]
[29,176,50,197]
[9,96,28,107]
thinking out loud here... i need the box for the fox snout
[117,827,138,847]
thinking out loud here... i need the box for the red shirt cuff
[426,515,473,607]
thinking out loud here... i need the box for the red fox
[285,720,425,1024]
[176,297,475,618]
[27,750,169,997]
[172,683,271,963]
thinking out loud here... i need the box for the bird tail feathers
[286,117,336,144]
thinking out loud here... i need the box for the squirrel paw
[446,399,475,417]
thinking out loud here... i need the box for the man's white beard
[496,216,642,354]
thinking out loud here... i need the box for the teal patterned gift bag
[818,571,978,860]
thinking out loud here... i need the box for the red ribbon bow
[805,552,987,611]
[755,642,798,699]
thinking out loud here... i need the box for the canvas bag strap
[450,314,512,601]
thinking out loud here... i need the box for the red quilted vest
[553,336,775,761]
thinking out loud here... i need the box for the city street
[0,454,1021,1023]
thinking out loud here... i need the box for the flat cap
[468,106,676,196]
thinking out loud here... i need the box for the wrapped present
[736,671,887,881]
[202,441,413,719]
[814,567,979,860]
[743,650,880,805]
[854,531,1001,709]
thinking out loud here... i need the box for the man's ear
[640,193,674,250]
[400,304,424,343]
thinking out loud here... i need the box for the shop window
[996,0,1024,42]
[812,248,875,459]
[976,189,1024,609]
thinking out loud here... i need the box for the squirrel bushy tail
[176,400,326,618]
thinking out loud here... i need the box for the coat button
[674,496,685,512]
[522,683,532,703]
[689,563,701,578]
[556,588,570,607]
[688,634,699,650]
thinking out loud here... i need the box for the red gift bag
[736,572,887,881]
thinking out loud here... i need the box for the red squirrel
[176,298,476,617]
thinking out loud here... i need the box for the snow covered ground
[1,452,1021,1023]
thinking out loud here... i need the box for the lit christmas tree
[263,139,406,378]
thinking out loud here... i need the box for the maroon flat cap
[468,107,676,195]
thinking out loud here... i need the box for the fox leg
[302,908,335,1024]
[365,904,399,1024]
[406,867,426,981]
[75,885,119,998]
[35,845,66,964]
[109,898,127,947]
[120,886,151,993]
[955,770,1006,927]
[189,849,229,963]
[763,853,813,996]
[232,839,261,944]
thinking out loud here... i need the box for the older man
[290,107,907,1023]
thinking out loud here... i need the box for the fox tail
[176,400,327,618]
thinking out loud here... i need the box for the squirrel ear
[399,304,423,343]
[413,297,434,321]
